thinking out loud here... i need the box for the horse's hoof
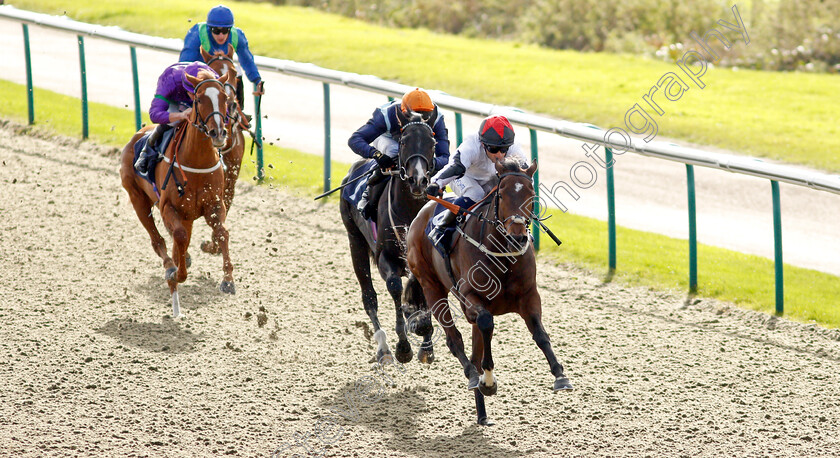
[219,281,236,294]
[165,267,177,281]
[554,377,574,392]
[477,416,495,426]
[377,349,394,366]
[479,380,498,396]
[418,348,435,364]
[200,240,220,254]
[395,340,413,364]
[467,374,480,391]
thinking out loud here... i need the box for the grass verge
[1,77,838,328]
[8,0,840,172]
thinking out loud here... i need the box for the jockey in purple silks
[134,61,218,174]
[179,4,264,110]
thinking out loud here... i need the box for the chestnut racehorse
[119,71,235,318]
[200,45,248,254]
[405,159,573,425]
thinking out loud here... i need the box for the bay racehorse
[119,71,235,318]
[200,45,248,254]
[340,115,437,365]
[405,158,573,425]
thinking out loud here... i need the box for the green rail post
[77,35,89,139]
[455,112,463,146]
[686,164,698,293]
[606,147,616,271]
[129,47,142,131]
[22,24,35,125]
[323,83,331,193]
[388,96,394,102]
[529,128,540,251]
[771,181,784,315]
[254,85,264,182]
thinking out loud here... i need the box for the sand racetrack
[2,121,840,457]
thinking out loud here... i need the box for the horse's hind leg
[342,204,390,363]
[377,252,412,364]
[404,274,434,364]
[521,295,573,391]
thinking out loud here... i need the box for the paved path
[3,17,839,275]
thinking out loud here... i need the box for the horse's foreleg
[475,308,497,397]
[377,254,411,364]
[205,204,235,294]
[161,204,191,284]
[521,296,573,391]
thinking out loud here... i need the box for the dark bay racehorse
[201,45,248,254]
[405,159,573,425]
[120,71,235,318]
[340,116,437,364]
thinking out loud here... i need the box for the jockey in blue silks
[179,5,264,110]
[348,88,451,219]
[134,62,218,174]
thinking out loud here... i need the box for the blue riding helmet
[207,5,234,28]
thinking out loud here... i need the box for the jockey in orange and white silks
[348,88,451,219]
[427,115,529,211]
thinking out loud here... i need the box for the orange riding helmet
[401,88,435,121]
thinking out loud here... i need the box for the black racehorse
[340,115,437,365]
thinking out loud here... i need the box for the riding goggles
[211,27,231,35]
[484,144,509,155]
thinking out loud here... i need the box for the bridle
[190,78,229,136]
[454,171,536,257]
[398,121,435,181]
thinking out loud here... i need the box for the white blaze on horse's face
[514,183,524,193]
[412,158,425,181]
[204,86,225,130]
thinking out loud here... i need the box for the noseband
[398,121,435,181]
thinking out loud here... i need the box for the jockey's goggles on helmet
[211,27,231,35]
[484,144,509,155]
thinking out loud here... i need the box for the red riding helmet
[479,115,515,147]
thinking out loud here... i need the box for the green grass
[9,0,840,172]
[1,78,838,328]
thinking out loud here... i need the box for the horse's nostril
[420,177,429,188]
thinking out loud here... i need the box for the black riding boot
[357,168,387,220]
[134,124,169,174]
[236,76,245,111]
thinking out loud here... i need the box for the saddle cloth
[132,127,176,185]
[340,160,378,213]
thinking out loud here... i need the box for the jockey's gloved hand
[372,150,396,170]
[425,183,442,197]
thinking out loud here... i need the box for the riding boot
[357,168,386,220]
[236,76,245,110]
[430,196,474,249]
[134,124,167,174]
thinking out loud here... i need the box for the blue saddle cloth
[425,197,459,258]
[132,128,176,185]
[340,160,377,212]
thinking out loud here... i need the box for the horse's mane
[195,69,218,82]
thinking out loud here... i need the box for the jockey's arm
[432,117,451,171]
[431,149,468,188]
[348,109,387,158]
[234,30,263,91]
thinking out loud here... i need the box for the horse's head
[494,158,538,249]
[202,45,240,124]
[185,71,231,148]
[398,114,436,198]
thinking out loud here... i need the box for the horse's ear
[526,159,538,178]
[495,160,505,175]
[200,47,212,63]
[185,73,201,88]
[226,43,234,57]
